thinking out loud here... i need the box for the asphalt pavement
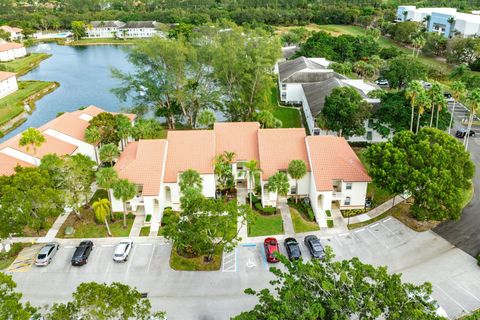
[434,103,480,257]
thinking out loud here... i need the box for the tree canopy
[320,86,371,137]
[0,273,38,320]
[365,128,474,221]
[233,248,443,320]
[381,55,426,89]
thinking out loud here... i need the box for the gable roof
[0,41,23,52]
[302,78,346,117]
[122,21,157,29]
[306,136,371,191]
[70,105,136,122]
[164,130,215,182]
[89,21,125,28]
[2,132,78,159]
[214,122,260,161]
[0,154,32,176]
[40,112,90,142]
[278,56,327,82]
[0,71,15,81]
[0,25,22,33]
[257,128,310,179]
[114,140,167,196]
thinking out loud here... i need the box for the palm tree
[84,126,102,164]
[406,81,424,132]
[115,114,131,151]
[287,160,307,203]
[415,36,426,57]
[447,17,456,37]
[19,128,45,165]
[423,15,431,29]
[112,179,137,228]
[267,172,290,209]
[240,160,262,208]
[403,11,408,21]
[96,167,119,210]
[179,169,203,193]
[416,91,430,133]
[427,82,443,127]
[99,143,120,167]
[465,89,480,150]
[122,29,128,40]
[449,81,467,134]
[92,198,112,236]
[436,99,447,129]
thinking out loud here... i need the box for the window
[367,131,373,141]
[281,93,287,100]
[290,186,297,194]
[367,119,374,128]
[346,183,352,190]
[281,83,287,90]
[345,196,351,205]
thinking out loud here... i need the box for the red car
[264,237,280,263]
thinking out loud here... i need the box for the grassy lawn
[0,53,51,76]
[248,211,284,237]
[59,189,135,238]
[269,84,302,128]
[0,80,58,127]
[170,247,222,271]
[0,243,32,270]
[347,209,391,230]
[290,208,319,233]
[140,226,150,236]
[460,181,474,209]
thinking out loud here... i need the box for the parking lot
[9,217,480,319]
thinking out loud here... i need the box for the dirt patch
[390,202,441,232]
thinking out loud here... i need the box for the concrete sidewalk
[279,198,294,236]
[37,209,72,243]
[348,194,408,225]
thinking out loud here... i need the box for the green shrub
[325,210,332,217]
[254,202,277,215]
[113,212,123,220]
[477,254,480,266]
[249,193,260,204]
[145,214,152,222]
[327,219,334,228]
[306,208,315,221]
[341,208,367,218]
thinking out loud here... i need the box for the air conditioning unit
[313,128,321,136]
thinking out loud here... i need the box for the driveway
[434,103,480,257]
[8,217,480,320]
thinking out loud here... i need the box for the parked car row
[263,235,325,263]
[35,240,134,267]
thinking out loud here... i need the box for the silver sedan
[35,242,59,266]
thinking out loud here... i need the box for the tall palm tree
[115,114,131,151]
[92,198,112,236]
[240,160,262,208]
[427,82,443,127]
[287,160,307,203]
[99,143,120,167]
[84,126,102,164]
[465,89,480,150]
[112,179,137,228]
[447,17,456,37]
[19,128,45,166]
[416,91,430,133]
[423,15,431,29]
[96,167,119,212]
[406,81,424,132]
[436,99,447,129]
[267,172,290,209]
[449,81,467,134]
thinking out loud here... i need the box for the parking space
[6,244,42,273]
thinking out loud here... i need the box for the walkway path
[348,194,408,225]
[278,198,294,236]
[37,209,72,243]
[236,187,249,242]
[129,214,145,237]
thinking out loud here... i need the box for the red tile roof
[306,136,371,191]
[71,105,136,122]
[40,112,90,142]
[0,26,22,33]
[0,71,15,81]
[214,122,260,161]
[257,128,310,179]
[164,130,215,182]
[0,41,23,52]
[3,132,78,159]
[114,140,167,196]
[0,153,32,176]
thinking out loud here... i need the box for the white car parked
[113,240,133,262]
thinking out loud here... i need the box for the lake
[1,43,134,142]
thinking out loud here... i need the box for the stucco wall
[339,181,368,209]
[43,128,97,163]
[0,75,17,99]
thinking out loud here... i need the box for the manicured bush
[341,208,367,218]
[249,193,260,204]
[254,202,277,215]
[327,220,334,228]
[307,208,315,221]
[145,214,152,222]
[325,210,332,217]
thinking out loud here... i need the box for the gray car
[35,242,59,266]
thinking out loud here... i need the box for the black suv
[71,240,93,266]
[284,237,302,261]
[304,235,325,259]
[456,129,475,138]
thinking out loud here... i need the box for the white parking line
[354,228,365,233]
[146,244,156,273]
[366,227,389,249]
[380,221,404,242]
[454,281,480,303]
[101,244,114,247]
[222,249,237,272]
[434,284,469,314]
[138,243,153,246]
[64,246,75,249]
[370,223,379,228]
[338,233,349,237]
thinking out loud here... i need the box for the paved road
[9,218,480,319]
[434,103,480,257]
